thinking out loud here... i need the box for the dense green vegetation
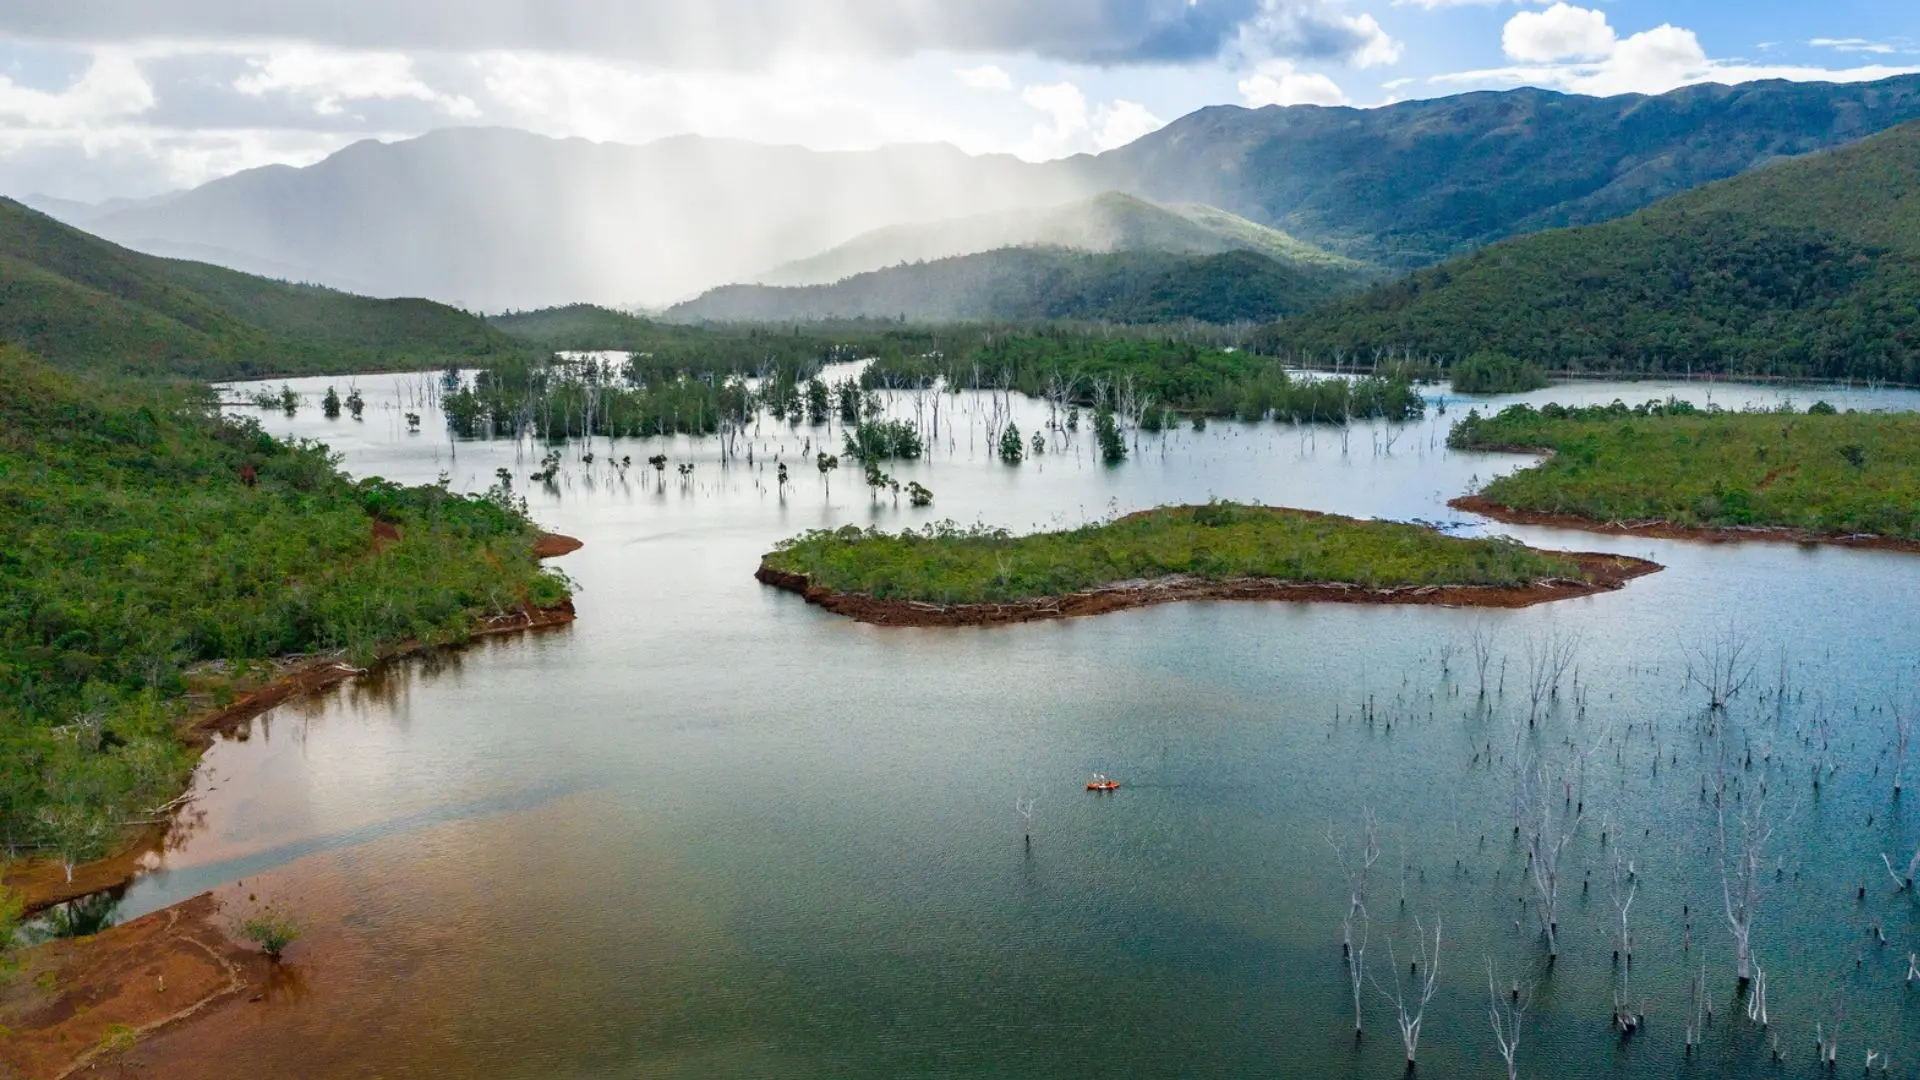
[1264,120,1920,384]
[667,247,1364,325]
[0,347,569,870]
[764,503,1580,605]
[1450,400,1920,538]
[1451,352,1549,395]
[0,198,523,380]
[1099,75,1920,268]
[866,333,1425,423]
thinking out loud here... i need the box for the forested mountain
[757,192,1357,286]
[669,248,1360,324]
[0,198,518,379]
[1081,74,1920,268]
[1262,120,1920,384]
[56,75,1920,310]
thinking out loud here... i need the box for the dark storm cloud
[0,0,1378,67]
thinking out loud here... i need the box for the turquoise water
[109,374,1920,1077]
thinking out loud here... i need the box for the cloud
[1018,80,1166,158]
[1436,6,1920,98]
[0,1,1397,69]
[0,50,153,127]
[1237,59,1349,106]
[1809,38,1901,56]
[1503,3,1614,63]
[235,48,477,118]
[955,64,1013,92]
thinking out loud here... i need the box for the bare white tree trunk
[1470,623,1500,701]
[1718,754,1775,987]
[1523,632,1580,727]
[1486,958,1528,1080]
[1687,625,1755,712]
[1372,917,1441,1070]
[1518,762,1578,961]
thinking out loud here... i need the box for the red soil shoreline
[3,533,584,915]
[1449,495,1920,554]
[755,548,1663,628]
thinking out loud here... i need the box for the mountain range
[1266,118,1920,384]
[0,198,518,379]
[39,73,1920,312]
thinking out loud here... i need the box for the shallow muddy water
[104,373,1920,1077]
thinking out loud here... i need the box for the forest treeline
[1260,120,1920,385]
[0,347,570,874]
[1451,399,1920,538]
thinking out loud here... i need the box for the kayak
[1086,780,1120,792]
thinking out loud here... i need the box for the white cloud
[0,51,154,127]
[955,64,1013,92]
[1237,59,1349,106]
[236,48,477,118]
[1810,38,1899,56]
[1437,7,1920,98]
[1341,13,1404,68]
[1503,3,1615,62]
[1015,80,1166,158]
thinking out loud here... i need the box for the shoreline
[4,533,583,916]
[1449,495,1920,554]
[755,548,1662,628]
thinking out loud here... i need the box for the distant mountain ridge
[0,198,518,379]
[668,247,1361,324]
[1075,75,1920,267]
[1264,118,1920,384]
[64,74,1920,310]
[756,191,1358,287]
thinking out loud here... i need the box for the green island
[757,504,1657,626]
[1449,399,1920,542]
[0,346,572,901]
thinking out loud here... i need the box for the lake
[104,372,1920,1077]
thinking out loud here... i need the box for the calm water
[107,373,1920,1077]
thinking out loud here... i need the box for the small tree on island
[238,901,302,961]
[817,452,839,498]
[999,422,1025,464]
[1093,408,1127,464]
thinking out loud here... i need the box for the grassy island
[1449,400,1920,543]
[0,347,573,905]
[758,504,1656,626]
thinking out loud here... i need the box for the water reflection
[100,371,1920,1078]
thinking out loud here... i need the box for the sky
[1,0,1917,202]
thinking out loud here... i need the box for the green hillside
[757,191,1359,287]
[672,248,1363,325]
[1263,120,1920,384]
[0,345,568,872]
[0,198,521,379]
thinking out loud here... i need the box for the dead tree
[1468,622,1503,704]
[1608,848,1637,965]
[1891,687,1912,797]
[1374,917,1442,1071]
[1015,796,1035,845]
[1881,846,1919,892]
[1329,810,1383,961]
[1687,626,1755,713]
[1718,764,1776,987]
[1518,762,1579,962]
[1486,959,1529,1080]
[1815,991,1844,1069]
[1522,631,1580,727]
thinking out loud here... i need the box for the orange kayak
[1086,780,1120,792]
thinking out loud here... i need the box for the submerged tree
[998,422,1025,464]
[1374,916,1442,1071]
[1718,754,1778,987]
[1486,958,1529,1080]
[1518,762,1578,962]
[1522,631,1580,727]
[345,386,366,420]
[1687,626,1756,713]
[322,386,342,419]
[1330,810,1382,1037]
